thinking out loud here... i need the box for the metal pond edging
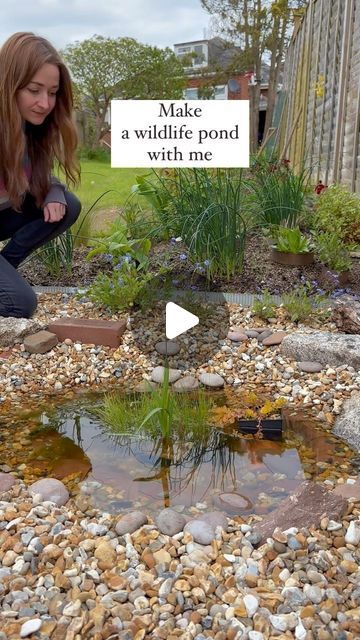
[32,285,283,306]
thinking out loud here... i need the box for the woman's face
[16,63,60,125]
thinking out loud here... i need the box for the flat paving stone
[155,340,180,356]
[199,373,225,388]
[297,361,324,373]
[151,366,181,383]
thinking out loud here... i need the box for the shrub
[314,232,352,273]
[249,156,310,229]
[312,184,360,246]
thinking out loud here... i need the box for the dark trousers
[0,190,81,318]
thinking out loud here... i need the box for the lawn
[58,159,148,236]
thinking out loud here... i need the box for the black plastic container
[236,417,283,437]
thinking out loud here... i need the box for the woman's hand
[43,202,66,222]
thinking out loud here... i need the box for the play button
[166,302,199,340]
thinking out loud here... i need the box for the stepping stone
[227,330,248,342]
[0,472,16,495]
[262,331,287,346]
[151,366,181,383]
[297,361,324,373]
[135,380,157,393]
[155,340,180,356]
[48,318,127,347]
[199,373,225,388]
[212,492,253,514]
[257,330,273,342]
[173,376,199,392]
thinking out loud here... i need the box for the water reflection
[0,395,355,516]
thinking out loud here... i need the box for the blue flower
[203,259,210,267]
[172,279,180,286]
[102,253,113,263]
[179,253,187,261]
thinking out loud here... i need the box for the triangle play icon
[165,302,199,340]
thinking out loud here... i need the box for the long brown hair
[0,32,80,211]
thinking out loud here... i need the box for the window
[184,88,198,100]
[175,43,208,68]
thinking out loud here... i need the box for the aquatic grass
[92,369,212,441]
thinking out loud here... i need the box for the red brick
[47,318,127,347]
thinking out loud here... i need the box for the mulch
[18,233,360,297]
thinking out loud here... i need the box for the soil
[18,233,360,296]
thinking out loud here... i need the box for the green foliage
[62,35,185,147]
[314,232,352,273]
[151,168,247,281]
[77,146,110,162]
[273,226,312,254]
[31,229,74,277]
[252,289,278,319]
[281,284,328,323]
[83,262,156,312]
[249,156,309,228]
[131,173,173,240]
[86,218,152,270]
[93,369,211,440]
[312,184,360,246]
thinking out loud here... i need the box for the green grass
[74,160,147,213]
[57,159,148,241]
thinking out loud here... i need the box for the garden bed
[19,234,360,297]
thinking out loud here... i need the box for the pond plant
[92,365,222,506]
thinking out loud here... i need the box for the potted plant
[270,226,314,266]
[314,232,352,285]
[210,392,286,438]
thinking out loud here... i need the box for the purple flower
[102,253,113,263]
[179,253,187,261]
[172,279,180,286]
[203,259,210,267]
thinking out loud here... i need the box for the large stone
[156,508,186,536]
[151,366,181,384]
[23,330,58,354]
[115,511,148,535]
[173,376,199,392]
[28,478,69,506]
[184,520,215,545]
[0,317,43,347]
[332,300,360,334]
[212,492,253,514]
[252,481,347,544]
[199,373,225,388]
[333,393,360,453]
[281,332,360,369]
[155,341,180,356]
[0,472,16,494]
[333,478,360,500]
[262,331,287,346]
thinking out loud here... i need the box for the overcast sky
[1,0,213,51]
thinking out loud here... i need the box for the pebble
[198,373,225,388]
[20,619,42,637]
[155,341,180,356]
[151,366,181,383]
[297,361,324,373]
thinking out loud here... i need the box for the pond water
[0,390,357,518]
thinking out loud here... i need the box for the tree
[201,0,307,152]
[61,35,186,147]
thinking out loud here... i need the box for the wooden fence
[274,0,360,193]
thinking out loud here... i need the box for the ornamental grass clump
[141,168,248,281]
[249,156,310,229]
